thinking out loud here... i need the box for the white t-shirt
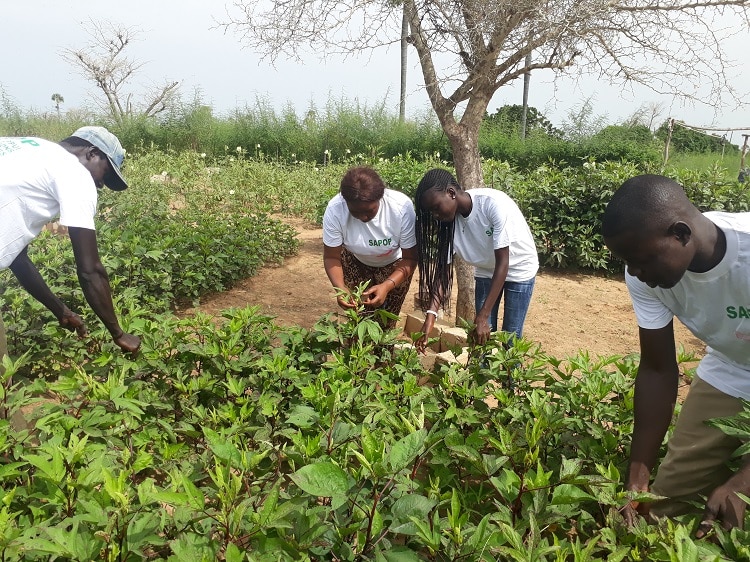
[0,137,98,268]
[453,188,539,281]
[626,211,750,399]
[322,189,417,267]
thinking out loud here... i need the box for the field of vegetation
[0,104,749,560]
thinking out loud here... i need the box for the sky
[4,1,750,142]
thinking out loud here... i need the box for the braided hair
[414,169,460,310]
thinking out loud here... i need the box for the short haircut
[602,174,695,239]
[340,167,385,202]
[60,136,94,149]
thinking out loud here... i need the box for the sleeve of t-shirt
[400,199,417,249]
[55,162,97,230]
[322,198,344,247]
[488,197,511,250]
[625,272,674,329]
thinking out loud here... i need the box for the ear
[86,146,99,161]
[669,221,692,246]
[446,186,457,199]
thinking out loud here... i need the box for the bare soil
[184,218,705,366]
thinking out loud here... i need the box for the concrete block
[454,347,470,367]
[440,326,468,352]
[434,349,457,369]
[418,349,439,371]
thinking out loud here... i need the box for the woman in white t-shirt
[322,167,417,328]
[413,168,538,350]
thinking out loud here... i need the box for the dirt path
[184,218,704,363]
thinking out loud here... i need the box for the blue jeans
[474,277,535,339]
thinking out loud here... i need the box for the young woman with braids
[413,169,538,351]
[322,166,417,328]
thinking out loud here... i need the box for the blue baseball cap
[71,126,128,191]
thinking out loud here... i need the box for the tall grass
[0,91,737,175]
[666,151,745,181]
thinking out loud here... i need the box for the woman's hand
[336,291,357,310]
[471,313,491,345]
[361,282,391,308]
[415,314,436,353]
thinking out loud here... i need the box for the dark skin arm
[416,286,445,353]
[623,322,679,524]
[473,246,509,345]
[696,457,750,537]
[323,244,357,309]
[361,246,418,308]
[8,247,86,335]
[68,227,140,353]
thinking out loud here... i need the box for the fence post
[661,118,674,173]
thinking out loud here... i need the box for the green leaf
[390,494,437,534]
[387,429,427,473]
[362,426,381,463]
[375,546,422,562]
[203,427,242,465]
[180,473,206,511]
[551,483,595,505]
[286,405,320,428]
[225,542,243,562]
[290,462,349,497]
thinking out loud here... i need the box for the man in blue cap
[0,126,140,354]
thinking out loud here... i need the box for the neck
[457,192,473,218]
[689,218,726,273]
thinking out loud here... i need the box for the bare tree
[63,21,180,124]
[625,101,667,131]
[223,0,750,322]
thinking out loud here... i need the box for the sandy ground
[184,218,705,364]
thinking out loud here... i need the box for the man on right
[602,174,750,537]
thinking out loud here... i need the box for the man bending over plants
[0,126,140,355]
[602,174,750,537]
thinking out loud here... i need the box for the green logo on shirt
[727,306,750,319]
[369,238,392,247]
[485,227,494,236]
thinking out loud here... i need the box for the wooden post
[661,118,674,173]
[739,134,750,183]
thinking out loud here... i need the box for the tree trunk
[399,8,408,123]
[446,124,484,325]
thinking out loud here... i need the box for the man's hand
[696,480,748,538]
[58,308,87,337]
[621,499,651,527]
[113,332,141,354]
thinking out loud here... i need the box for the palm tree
[51,93,64,118]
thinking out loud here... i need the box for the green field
[0,112,748,559]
